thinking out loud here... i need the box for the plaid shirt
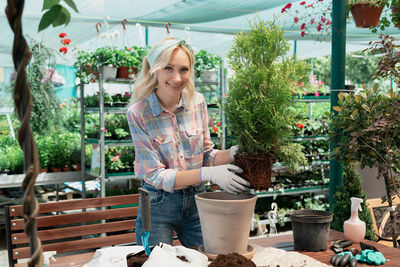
[126,90,218,192]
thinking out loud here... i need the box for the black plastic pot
[289,210,333,251]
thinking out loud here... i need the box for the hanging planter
[350,2,384,28]
[117,66,137,79]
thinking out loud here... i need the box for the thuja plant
[225,17,310,190]
[331,163,376,241]
[330,86,400,246]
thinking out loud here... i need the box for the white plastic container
[344,197,366,243]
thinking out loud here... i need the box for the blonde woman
[126,36,250,247]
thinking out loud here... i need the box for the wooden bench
[5,194,140,267]
[366,196,400,247]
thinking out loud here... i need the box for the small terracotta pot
[62,167,72,172]
[50,167,61,173]
[350,2,383,28]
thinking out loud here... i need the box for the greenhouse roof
[0,0,399,67]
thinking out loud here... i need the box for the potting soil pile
[208,252,256,267]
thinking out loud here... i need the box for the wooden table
[249,229,400,266]
[15,230,400,266]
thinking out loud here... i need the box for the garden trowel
[139,187,151,256]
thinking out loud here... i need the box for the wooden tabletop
[15,230,400,266]
[249,229,400,266]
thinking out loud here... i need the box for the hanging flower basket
[350,2,384,28]
[117,66,137,79]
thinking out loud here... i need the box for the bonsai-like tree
[225,17,310,190]
[330,84,400,246]
[331,163,376,241]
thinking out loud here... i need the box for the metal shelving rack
[79,63,136,197]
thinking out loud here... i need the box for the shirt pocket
[152,135,176,162]
[183,127,203,158]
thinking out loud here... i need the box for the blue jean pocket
[142,183,164,205]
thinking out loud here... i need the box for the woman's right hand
[200,165,250,194]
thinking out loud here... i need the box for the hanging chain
[5,0,43,266]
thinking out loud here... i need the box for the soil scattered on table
[208,252,256,267]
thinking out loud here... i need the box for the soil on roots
[234,152,275,190]
[208,252,256,267]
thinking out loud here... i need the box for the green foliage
[116,46,148,69]
[225,17,309,167]
[277,143,307,173]
[331,163,376,240]
[27,38,61,134]
[194,50,222,78]
[38,0,78,31]
[0,136,23,174]
[330,87,400,174]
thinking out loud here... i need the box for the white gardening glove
[229,145,238,160]
[200,164,250,194]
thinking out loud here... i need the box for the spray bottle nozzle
[43,251,57,266]
[350,197,363,212]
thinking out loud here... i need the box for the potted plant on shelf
[348,0,389,28]
[194,49,222,82]
[225,17,310,190]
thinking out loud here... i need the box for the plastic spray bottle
[43,251,57,266]
[344,197,366,243]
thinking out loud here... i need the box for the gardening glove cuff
[229,145,238,160]
[200,164,250,195]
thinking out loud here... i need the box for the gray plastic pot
[289,209,333,251]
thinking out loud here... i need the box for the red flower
[317,23,322,32]
[321,16,326,23]
[218,122,221,127]
[301,23,306,30]
[124,92,131,97]
[127,47,132,51]
[307,4,314,7]
[281,3,292,13]
[294,17,299,23]
[62,38,71,45]
[314,91,320,96]
[59,32,67,38]
[310,18,315,25]
[59,47,68,54]
[300,1,306,5]
[212,127,219,133]
[301,31,306,37]
[296,123,304,129]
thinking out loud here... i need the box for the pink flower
[124,92,131,97]
[59,32,67,38]
[104,128,108,132]
[307,4,314,7]
[315,91,320,96]
[300,1,306,5]
[321,16,326,23]
[112,156,120,162]
[294,17,299,23]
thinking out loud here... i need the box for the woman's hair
[132,37,195,104]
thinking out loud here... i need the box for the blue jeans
[135,182,205,247]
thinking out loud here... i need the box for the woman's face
[156,47,190,99]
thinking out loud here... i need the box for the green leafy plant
[225,17,310,189]
[194,50,222,78]
[116,46,147,69]
[27,38,61,134]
